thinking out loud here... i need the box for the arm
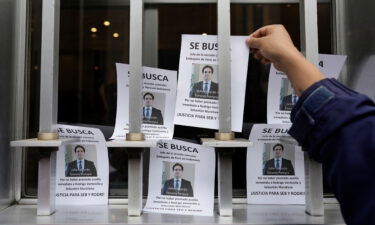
[290,79,375,224]
[247,24,375,224]
[247,25,375,224]
[65,163,71,177]
[288,160,295,176]
[91,162,97,177]
[161,180,169,195]
[186,181,194,197]
[189,83,196,98]
[158,109,164,125]
[263,161,270,175]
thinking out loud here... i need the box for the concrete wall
[336,0,375,100]
[0,0,15,210]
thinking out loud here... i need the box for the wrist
[278,47,305,73]
[280,50,325,95]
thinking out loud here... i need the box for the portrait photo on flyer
[267,54,346,124]
[111,63,177,140]
[174,34,249,131]
[143,139,215,216]
[247,124,305,205]
[54,124,109,205]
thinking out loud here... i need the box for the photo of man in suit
[189,65,218,100]
[280,92,299,111]
[142,92,164,125]
[66,145,97,177]
[263,144,295,176]
[161,163,194,197]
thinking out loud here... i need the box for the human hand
[246,24,325,95]
[246,24,302,72]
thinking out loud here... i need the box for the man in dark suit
[263,144,295,176]
[280,92,299,111]
[161,163,194,197]
[66,145,97,177]
[189,65,219,100]
[142,92,164,125]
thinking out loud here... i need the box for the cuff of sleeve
[288,78,361,149]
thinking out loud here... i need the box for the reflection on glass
[26,2,332,197]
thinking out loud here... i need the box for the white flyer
[144,139,215,216]
[247,124,305,204]
[174,35,249,131]
[54,124,109,205]
[111,63,177,139]
[267,54,347,124]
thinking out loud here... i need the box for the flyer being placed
[54,124,109,205]
[267,54,347,124]
[174,35,249,131]
[111,63,177,139]
[247,124,305,204]
[143,139,215,216]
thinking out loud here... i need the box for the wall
[0,0,15,210]
[336,0,375,100]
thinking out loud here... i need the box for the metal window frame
[12,0,30,202]
[14,0,331,204]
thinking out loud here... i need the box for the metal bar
[217,149,233,216]
[143,8,159,67]
[39,0,60,133]
[129,0,144,133]
[65,0,330,7]
[78,0,84,122]
[304,152,324,216]
[127,149,144,216]
[299,0,323,216]
[299,0,319,64]
[12,0,29,202]
[217,0,231,133]
[37,151,57,216]
[144,0,329,3]
[332,0,348,84]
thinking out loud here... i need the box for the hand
[246,24,325,95]
[246,24,302,72]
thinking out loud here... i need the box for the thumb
[246,36,262,49]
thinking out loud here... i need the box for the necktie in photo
[175,180,179,190]
[276,159,280,170]
[204,82,208,93]
[78,160,83,172]
[292,95,298,104]
[146,108,150,119]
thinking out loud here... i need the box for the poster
[247,124,305,204]
[174,35,249,131]
[111,63,177,139]
[54,124,109,205]
[267,54,347,124]
[143,139,215,216]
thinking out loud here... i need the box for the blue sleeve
[288,78,375,225]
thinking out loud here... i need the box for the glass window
[24,1,333,198]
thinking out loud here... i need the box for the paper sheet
[174,35,249,131]
[54,124,109,205]
[247,124,305,204]
[144,139,215,216]
[267,54,347,124]
[111,63,177,139]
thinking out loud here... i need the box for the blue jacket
[288,78,375,225]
